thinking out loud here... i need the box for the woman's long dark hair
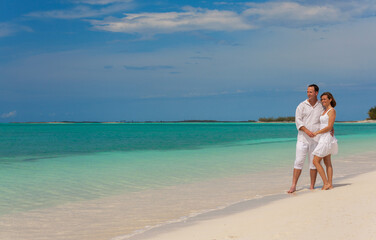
[321,92,336,107]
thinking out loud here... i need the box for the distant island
[258,117,295,122]
[9,117,376,124]
[6,106,375,124]
[11,120,257,124]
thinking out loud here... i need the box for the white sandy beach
[135,170,376,240]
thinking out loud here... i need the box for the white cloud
[1,111,17,118]
[89,7,254,35]
[244,2,341,26]
[86,1,376,36]
[24,0,376,35]
[26,2,132,19]
[243,1,376,28]
[0,23,32,38]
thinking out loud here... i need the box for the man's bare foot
[321,184,332,190]
[310,185,315,190]
[287,185,296,193]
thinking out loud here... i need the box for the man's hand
[300,126,315,137]
[304,129,315,138]
[330,128,334,137]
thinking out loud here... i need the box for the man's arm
[296,104,314,137]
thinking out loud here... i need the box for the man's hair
[308,84,319,92]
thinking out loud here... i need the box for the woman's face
[321,95,331,108]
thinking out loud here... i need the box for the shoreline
[112,150,376,240]
[124,169,376,240]
[1,151,376,240]
[116,150,376,240]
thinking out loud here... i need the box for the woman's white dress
[312,108,338,158]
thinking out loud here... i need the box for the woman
[312,92,338,190]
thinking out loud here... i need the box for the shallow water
[0,123,375,239]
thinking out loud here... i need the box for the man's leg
[288,141,307,193]
[309,141,318,189]
[288,168,302,193]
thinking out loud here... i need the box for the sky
[1,0,376,122]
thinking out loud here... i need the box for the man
[288,84,324,193]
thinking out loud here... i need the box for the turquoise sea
[1,123,376,240]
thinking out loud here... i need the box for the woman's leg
[323,155,333,189]
[313,155,330,190]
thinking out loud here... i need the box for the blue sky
[1,0,376,122]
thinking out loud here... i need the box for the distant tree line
[258,116,295,122]
[369,106,376,120]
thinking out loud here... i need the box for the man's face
[307,87,318,100]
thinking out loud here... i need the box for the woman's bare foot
[321,184,332,190]
[287,185,296,193]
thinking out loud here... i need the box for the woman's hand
[311,132,318,137]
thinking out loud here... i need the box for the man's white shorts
[294,141,318,170]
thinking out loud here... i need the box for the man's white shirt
[295,100,324,144]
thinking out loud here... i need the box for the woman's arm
[314,109,336,135]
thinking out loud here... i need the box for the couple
[288,84,338,193]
